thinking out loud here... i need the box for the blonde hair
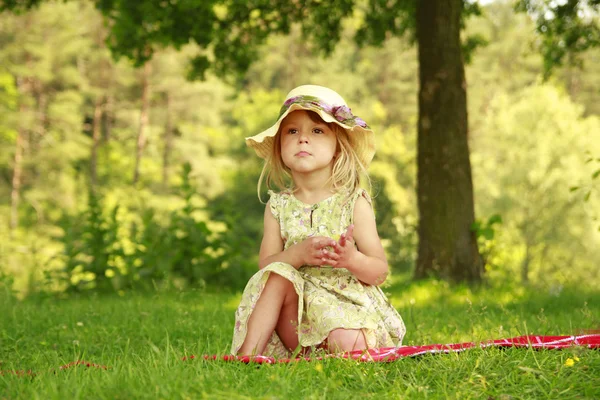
[257,111,370,202]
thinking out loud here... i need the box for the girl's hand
[332,225,359,269]
[296,236,340,267]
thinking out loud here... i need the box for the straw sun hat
[245,85,375,168]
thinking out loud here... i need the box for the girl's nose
[298,131,309,143]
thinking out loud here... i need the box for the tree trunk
[104,94,113,143]
[90,95,104,189]
[162,92,173,188]
[10,119,25,232]
[414,0,482,282]
[10,79,28,232]
[133,62,151,184]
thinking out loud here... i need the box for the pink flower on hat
[283,96,301,107]
[355,117,367,128]
[332,105,354,123]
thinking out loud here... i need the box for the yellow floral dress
[230,189,406,358]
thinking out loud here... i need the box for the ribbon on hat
[279,95,369,129]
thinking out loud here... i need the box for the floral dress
[230,189,406,358]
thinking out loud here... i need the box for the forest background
[1,0,599,297]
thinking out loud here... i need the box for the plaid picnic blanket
[197,334,600,364]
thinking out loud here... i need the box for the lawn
[1,277,599,399]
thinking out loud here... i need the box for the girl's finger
[321,258,337,267]
[339,233,346,247]
[346,225,355,243]
[322,250,340,260]
[331,242,343,254]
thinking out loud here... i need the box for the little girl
[231,85,406,358]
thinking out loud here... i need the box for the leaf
[569,186,580,192]
[592,169,600,180]
[584,191,591,202]
[482,228,494,241]
[488,214,503,225]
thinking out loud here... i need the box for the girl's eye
[313,128,324,134]
[287,129,298,134]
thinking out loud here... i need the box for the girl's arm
[331,196,389,285]
[258,201,339,269]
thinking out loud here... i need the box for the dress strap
[355,188,372,207]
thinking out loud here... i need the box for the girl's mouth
[296,151,311,157]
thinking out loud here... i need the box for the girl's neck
[291,172,335,204]
[292,186,335,205]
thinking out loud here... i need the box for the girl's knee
[327,329,367,352]
[265,273,297,299]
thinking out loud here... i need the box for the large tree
[413,1,481,281]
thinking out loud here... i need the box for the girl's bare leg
[274,280,300,351]
[326,329,367,353]
[238,273,299,355]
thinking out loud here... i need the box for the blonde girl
[231,85,405,357]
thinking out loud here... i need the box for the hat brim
[245,103,375,168]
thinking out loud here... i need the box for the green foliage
[54,163,250,293]
[55,190,123,292]
[516,0,600,77]
[471,214,503,273]
[0,268,17,304]
[0,0,483,83]
[369,123,417,273]
[0,71,18,162]
[570,151,600,229]
[90,0,359,82]
[472,84,600,285]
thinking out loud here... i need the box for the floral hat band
[278,95,369,130]
[246,85,376,168]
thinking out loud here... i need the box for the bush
[53,163,249,293]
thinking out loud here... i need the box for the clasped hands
[297,225,357,268]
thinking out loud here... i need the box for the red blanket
[197,334,600,364]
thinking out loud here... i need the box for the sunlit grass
[1,280,599,399]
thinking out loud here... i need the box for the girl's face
[279,110,338,176]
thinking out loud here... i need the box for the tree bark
[162,92,173,188]
[133,62,151,184]
[90,95,104,189]
[414,0,482,282]
[104,93,113,143]
[10,78,28,232]
[10,116,25,232]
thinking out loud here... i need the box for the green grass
[1,278,599,399]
